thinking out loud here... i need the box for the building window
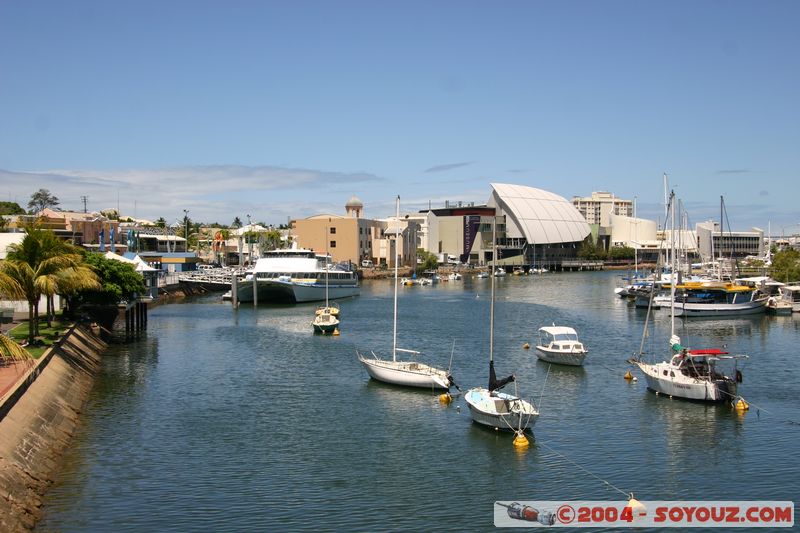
[330,240,337,248]
[330,227,336,234]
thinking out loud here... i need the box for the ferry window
[330,240,336,248]
[330,227,336,234]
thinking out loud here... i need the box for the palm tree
[1,228,98,345]
[0,268,31,361]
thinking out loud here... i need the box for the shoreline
[0,324,107,531]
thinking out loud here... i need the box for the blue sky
[1,1,798,233]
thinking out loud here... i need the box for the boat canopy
[676,282,754,293]
[688,348,729,356]
[538,326,578,337]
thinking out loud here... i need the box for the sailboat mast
[719,195,724,281]
[392,196,400,362]
[323,227,330,307]
[490,216,496,363]
[669,192,677,340]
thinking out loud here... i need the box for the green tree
[416,248,438,274]
[155,217,167,228]
[769,249,800,283]
[0,201,25,215]
[27,188,60,214]
[77,253,146,305]
[1,228,95,344]
[577,237,607,260]
[608,246,635,260]
[232,217,243,228]
[263,229,282,250]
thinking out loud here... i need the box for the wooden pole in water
[252,271,258,307]
[231,274,238,307]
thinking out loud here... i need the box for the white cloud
[1,165,384,224]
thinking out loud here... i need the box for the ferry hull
[236,280,360,303]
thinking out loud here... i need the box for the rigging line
[717,388,800,426]
[536,439,632,499]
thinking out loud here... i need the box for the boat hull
[674,298,768,317]
[464,388,538,431]
[357,352,450,389]
[635,362,736,402]
[534,347,586,366]
[236,280,359,303]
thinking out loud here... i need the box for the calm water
[38,272,799,532]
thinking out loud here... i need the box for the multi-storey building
[571,191,633,227]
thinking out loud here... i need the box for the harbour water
[38,271,799,531]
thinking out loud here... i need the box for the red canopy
[688,348,729,356]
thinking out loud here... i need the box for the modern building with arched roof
[485,183,591,268]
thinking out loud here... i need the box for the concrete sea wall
[0,324,106,531]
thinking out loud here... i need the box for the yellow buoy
[438,393,452,405]
[333,328,340,336]
[513,433,529,449]
[523,342,530,350]
[735,398,749,412]
[624,370,633,380]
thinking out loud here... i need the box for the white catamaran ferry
[234,246,360,303]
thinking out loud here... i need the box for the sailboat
[356,196,453,390]
[312,241,340,335]
[631,191,748,402]
[464,216,539,431]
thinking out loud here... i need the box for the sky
[1,1,798,233]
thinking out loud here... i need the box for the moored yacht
[234,246,359,303]
[673,281,768,317]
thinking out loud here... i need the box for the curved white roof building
[488,183,590,244]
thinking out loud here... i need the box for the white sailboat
[357,196,453,390]
[312,240,340,335]
[465,217,539,431]
[632,191,747,402]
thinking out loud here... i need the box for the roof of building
[489,183,590,244]
[345,195,363,207]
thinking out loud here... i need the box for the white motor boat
[672,281,768,317]
[234,245,359,304]
[534,326,588,366]
[357,196,454,390]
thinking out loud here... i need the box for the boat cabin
[537,326,585,352]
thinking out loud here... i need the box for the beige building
[571,191,633,226]
[291,196,406,267]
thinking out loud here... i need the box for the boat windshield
[553,333,578,342]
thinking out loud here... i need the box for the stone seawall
[0,324,106,531]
